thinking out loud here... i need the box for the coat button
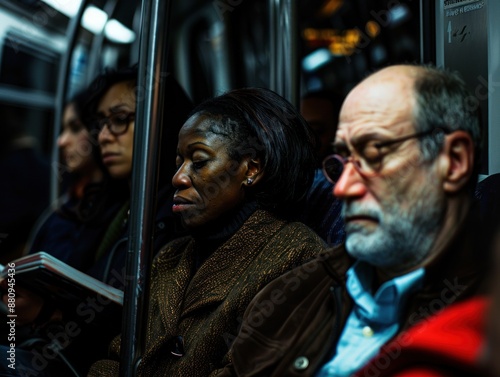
[362,326,374,337]
[293,356,309,370]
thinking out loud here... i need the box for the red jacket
[354,297,490,377]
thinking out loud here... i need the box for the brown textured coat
[88,210,326,376]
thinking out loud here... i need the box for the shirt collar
[346,261,425,325]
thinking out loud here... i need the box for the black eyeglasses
[96,112,135,136]
[322,129,443,183]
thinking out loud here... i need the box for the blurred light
[82,6,108,34]
[41,0,133,42]
[302,48,333,72]
[319,0,344,17]
[389,4,410,27]
[41,0,82,17]
[371,44,387,65]
[104,19,136,44]
[303,28,368,57]
[306,77,324,92]
[365,21,380,38]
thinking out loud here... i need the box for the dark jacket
[214,203,491,377]
[17,184,183,376]
[28,182,127,272]
[88,209,327,376]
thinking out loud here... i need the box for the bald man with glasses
[212,64,493,377]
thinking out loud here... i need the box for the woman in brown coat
[88,87,328,376]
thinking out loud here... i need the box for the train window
[0,31,60,93]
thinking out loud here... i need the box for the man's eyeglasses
[96,112,135,136]
[322,129,443,184]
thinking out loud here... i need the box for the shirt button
[293,356,309,370]
[362,326,374,337]
[157,222,165,230]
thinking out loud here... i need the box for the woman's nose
[57,131,69,147]
[172,163,191,189]
[98,125,113,145]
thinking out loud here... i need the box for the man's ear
[243,158,263,186]
[439,131,474,193]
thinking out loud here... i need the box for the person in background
[213,64,492,376]
[0,66,193,376]
[300,89,344,167]
[0,84,129,377]
[83,65,193,284]
[300,90,346,246]
[88,87,327,376]
[26,88,128,270]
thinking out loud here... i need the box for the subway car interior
[0,0,423,250]
[0,0,498,375]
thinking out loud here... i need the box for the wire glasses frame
[322,129,441,184]
[96,112,136,136]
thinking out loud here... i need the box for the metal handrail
[119,0,173,374]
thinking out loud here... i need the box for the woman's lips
[101,152,119,164]
[172,196,195,213]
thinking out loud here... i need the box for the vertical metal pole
[269,0,299,107]
[119,0,172,375]
[269,0,277,92]
[50,0,89,208]
[279,0,299,107]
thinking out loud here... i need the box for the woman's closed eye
[192,160,208,170]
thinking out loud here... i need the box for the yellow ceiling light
[303,28,368,57]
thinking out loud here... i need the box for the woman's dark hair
[191,87,316,218]
[82,65,138,132]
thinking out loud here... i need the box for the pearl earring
[247,178,254,185]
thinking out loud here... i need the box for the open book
[0,252,123,308]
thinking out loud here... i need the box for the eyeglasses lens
[323,155,344,183]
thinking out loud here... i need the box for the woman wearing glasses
[25,87,129,270]
[89,87,327,376]
[0,84,131,377]
[0,67,193,377]
[83,65,193,283]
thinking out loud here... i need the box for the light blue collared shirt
[316,261,425,377]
